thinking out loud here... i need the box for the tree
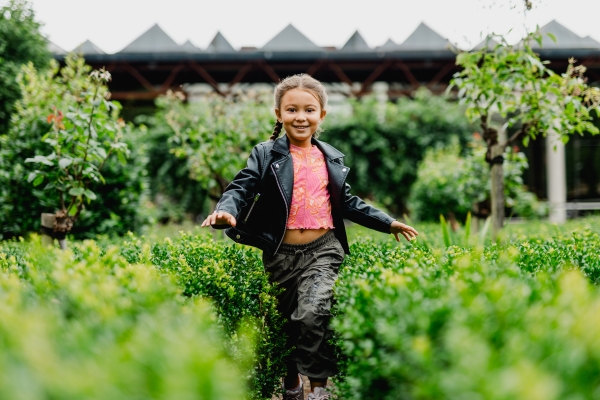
[0,55,147,240]
[451,32,600,236]
[153,90,274,206]
[0,0,50,135]
[322,89,474,216]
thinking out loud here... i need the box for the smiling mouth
[293,125,309,129]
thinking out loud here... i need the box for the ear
[274,108,282,122]
[320,108,327,122]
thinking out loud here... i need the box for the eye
[306,108,314,113]
[287,107,296,112]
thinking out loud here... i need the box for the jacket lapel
[271,136,293,208]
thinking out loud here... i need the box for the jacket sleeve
[341,181,395,234]
[212,144,264,229]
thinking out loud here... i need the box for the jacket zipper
[243,193,261,223]
[271,164,288,255]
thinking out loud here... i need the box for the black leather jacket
[213,135,395,255]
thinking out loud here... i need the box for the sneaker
[307,387,332,400]
[283,374,303,400]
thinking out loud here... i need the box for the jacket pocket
[243,193,261,223]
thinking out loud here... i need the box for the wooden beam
[395,61,420,88]
[159,64,185,92]
[259,61,280,83]
[427,62,455,89]
[328,62,353,86]
[357,61,392,96]
[306,61,324,76]
[228,63,253,88]
[188,62,224,95]
[121,63,155,92]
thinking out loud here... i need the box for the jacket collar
[272,134,344,160]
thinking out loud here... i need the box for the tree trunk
[490,144,505,239]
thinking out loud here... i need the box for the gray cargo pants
[262,231,345,380]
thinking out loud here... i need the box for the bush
[140,90,274,219]
[408,138,547,222]
[119,233,288,399]
[332,222,600,400]
[0,55,148,239]
[0,0,50,135]
[322,89,475,215]
[0,238,246,399]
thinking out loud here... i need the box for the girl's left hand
[390,221,419,242]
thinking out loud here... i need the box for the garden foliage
[0,238,246,399]
[119,233,288,399]
[0,55,148,239]
[0,0,50,135]
[333,220,600,400]
[322,89,475,215]
[409,138,547,222]
[141,90,274,219]
[2,218,600,399]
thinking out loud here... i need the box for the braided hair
[269,120,283,141]
[270,74,328,141]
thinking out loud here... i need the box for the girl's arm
[201,144,264,229]
[341,182,418,242]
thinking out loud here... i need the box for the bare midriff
[283,228,330,244]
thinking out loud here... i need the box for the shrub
[0,238,246,399]
[0,55,148,239]
[322,89,475,215]
[408,138,547,222]
[332,225,600,400]
[120,233,288,399]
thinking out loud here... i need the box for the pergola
[51,20,600,102]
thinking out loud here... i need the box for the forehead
[280,88,321,107]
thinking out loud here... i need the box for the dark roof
[261,24,324,52]
[119,24,181,53]
[340,31,370,51]
[473,36,500,50]
[73,40,105,54]
[181,39,201,53]
[534,20,600,49]
[397,22,449,50]
[206,32,235,52]
[378,38,397,50]
[48,40,66,55]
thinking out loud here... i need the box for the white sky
[20,0,600,54]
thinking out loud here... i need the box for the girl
[201,74,418,400]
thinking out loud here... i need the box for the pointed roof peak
[206,31,235,52]
[398,22,450,50]
[119,23,180,53]
[73,39,105,55]
[47,39,66,55]
[261,24,324,52]
[341,30,370,51]
[378,38,397,50]
[181,39,200,53]
[534,19,600,49]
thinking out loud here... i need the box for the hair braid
[270,120,283,141]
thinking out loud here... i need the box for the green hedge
[0,238,246,399]
[332,220,600,399]
[118,233,288,399]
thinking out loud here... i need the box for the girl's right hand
[201,211,237,228]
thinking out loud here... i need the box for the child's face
[275,89,326,148]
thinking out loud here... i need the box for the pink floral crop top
[287,144,335,230]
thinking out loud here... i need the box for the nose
[295,112,307,121]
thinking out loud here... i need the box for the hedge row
[332,221,600,399]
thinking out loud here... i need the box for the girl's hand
[201,211,237,228]
[390,220,419,242]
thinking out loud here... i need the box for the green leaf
[83,189,97,201]
[33,175,44,187]
[58,158,72,169]
[25,155,53,166]
[68,187,84,196]
[547,33,557,43]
